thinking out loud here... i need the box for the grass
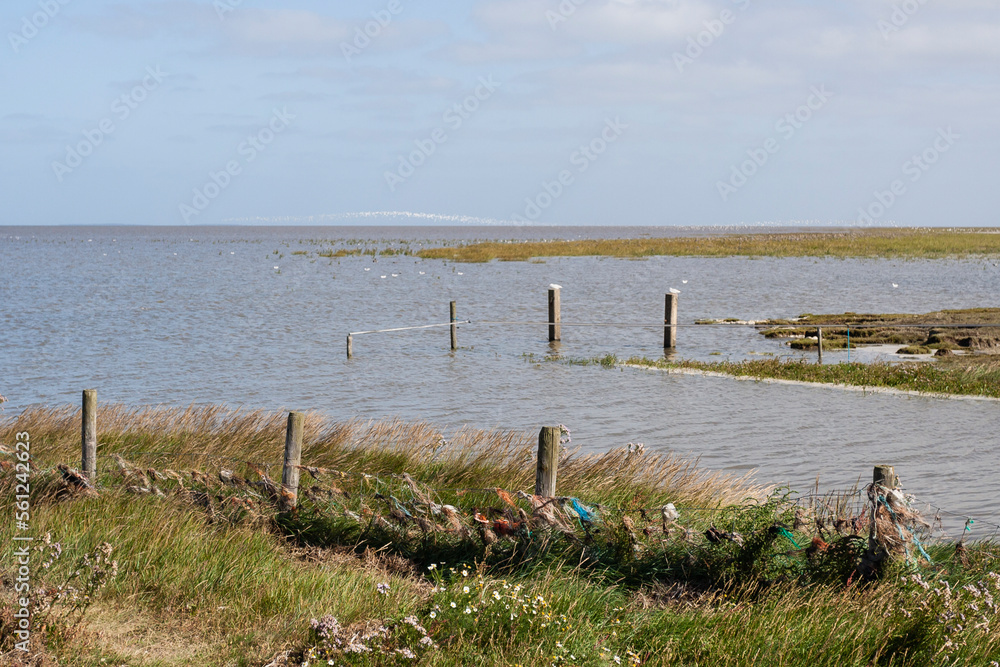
[5,405,755,510]
[416,228,1000,262]
[2,407,999,665]
[622,355,1000,398]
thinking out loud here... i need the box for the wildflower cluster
[303,612,437,664]
[426,565,640,665]
[903,571,1000,658]
[30,537,119,646]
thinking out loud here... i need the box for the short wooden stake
[281,411,304,511]
[817,327,823,363]
[873,465,897,489]
[346,333,353,359]
[81,389,97,479]
[548,288,561,342]
[535,426,560,496]
[664,293,678,349]
[450,301,458,350]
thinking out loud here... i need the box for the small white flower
[429,611,437,619]
[450,602,457,608]
[464,607,472,614]
[463,586,470,594]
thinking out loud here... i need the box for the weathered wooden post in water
[664,292,678,349]
[450,301,458,350]
[817,327,823,363]
[346,333,353,359]
[535,426,560,496]
[548,286,561,342]
[82,389,97,479]
[873,465,898,488]
[280,411,304,511]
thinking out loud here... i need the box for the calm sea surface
[2,225,998,534]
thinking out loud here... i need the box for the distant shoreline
[417,229,1000,262]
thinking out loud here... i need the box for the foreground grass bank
[621,355,1000,399]
[417,228,1000,262]
[2,407,999,665]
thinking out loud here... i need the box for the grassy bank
[2,407,999,665]
[416,228,1000,262]
[622,354,1000,399]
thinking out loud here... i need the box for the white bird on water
[682,280,688,284]
[669,287,681,294]
[364,267,370,271]
[549,284,562,289]
[892,283,899,288]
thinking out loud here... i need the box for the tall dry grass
[1,405,760,508]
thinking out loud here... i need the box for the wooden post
[450,301,458,350]
[281,411,304,511]
[817,327,823,363]
[535,426,560,496]
[664,293,678,349]
[548,288,561,342]
[873,465,897,489]
[81,389,97,479]
[346,333,353,359]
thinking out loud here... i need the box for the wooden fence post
[817,327,823,363]
[873,465,897,489]
[548,288,561,342]
[450,301,458,350]
[82,389,97,479]
[664,293,678,349]
[535,426,560,496]
[281,411,304,511]
[347,334,353,359]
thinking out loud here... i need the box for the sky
[1,0,998,227]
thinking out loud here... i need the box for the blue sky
[1,0,998,226]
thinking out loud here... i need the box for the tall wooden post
[548,288,561,342]
[281,411,304,511]
[81,389,97,479]
[873,465,897,489]
[817,327,823,363]
[346,334,353,360]
[450,301,458,350]
[535,426,560,496]
[664,293,678,349]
